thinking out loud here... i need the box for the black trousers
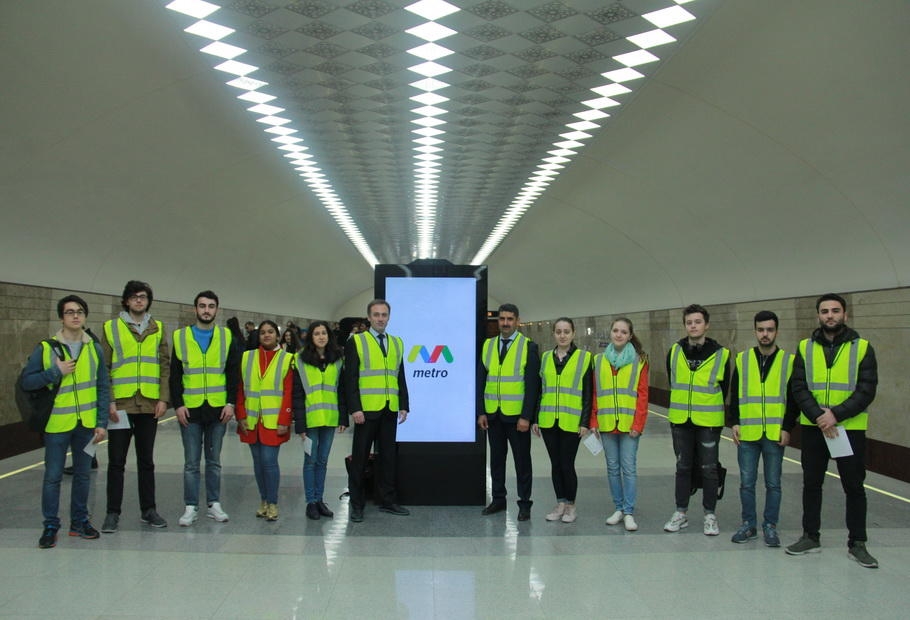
[487,413,532,508]
[349,408,398,509]
[540,426,580,502]
[107,413,159,514]
[671,422,720,512]
[800,426,867,544]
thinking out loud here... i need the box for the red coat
[235,347,294,446]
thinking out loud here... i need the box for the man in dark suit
[478,303,541,521]
[345,299,410,522]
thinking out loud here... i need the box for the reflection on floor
[1,406,908,619]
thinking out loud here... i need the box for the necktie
[378,333,387,356]
[499,338,510,362]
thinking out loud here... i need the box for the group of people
[23,286,879,569]
[479,297,879,569]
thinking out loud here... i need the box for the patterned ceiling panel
[184,0,706,264]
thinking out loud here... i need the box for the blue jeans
[249,442,281,504]
[601,432,640,514]
[180,421,226,507]
[737,436,784,527]
[42,426,95,529]
[304,426,336,503]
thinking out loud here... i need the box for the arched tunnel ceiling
[1,0,907,321]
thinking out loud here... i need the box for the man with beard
[728,310,798,547]
[170,291,241,526]
[785,294,879,568]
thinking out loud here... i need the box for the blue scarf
[605,343,636,369]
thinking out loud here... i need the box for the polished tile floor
[1,406,908,619]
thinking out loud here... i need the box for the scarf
[605,343,636,369]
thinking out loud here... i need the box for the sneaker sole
[848,553,878,568]
[140,518,168,528]
[732,536,757,544]
[178,519,197,527]
[206,515,229,522]
[664,522,688,532]
[785,546,821,555]
[101,528,118,533]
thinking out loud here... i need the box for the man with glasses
[100,281,170,532]
[170,290,241,526]
[21,295,110,548]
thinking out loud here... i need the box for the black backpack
[15,339,67,432]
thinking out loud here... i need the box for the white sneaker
[206,502,229,523]
[561,504,577,523]
[664,511,688,532]
[623,514,639,531]
[178,506,198,527]
[703,513,719,536]
[605,510,623,526]
[545,502,567,521]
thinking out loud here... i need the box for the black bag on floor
[15,339,66,432]
[690,458,728,500]
[343,452,380,500]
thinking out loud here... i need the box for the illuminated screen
[386,277,476,442]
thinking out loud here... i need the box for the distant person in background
[281,328,300,354]
[244,321,259,351]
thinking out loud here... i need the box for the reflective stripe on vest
[482,333,529,416]
[173,326,231,408]
[44,340,99,432]
[594,354,642,433]
[538,349,590,432]
[297,359,342,428]
[798,337,869,430]
[668,343,729,427]
[736,348,793,441]
[105,318,162,400]
[354,333,402,411]
[241,349,292,430]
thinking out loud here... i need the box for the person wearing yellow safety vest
[663,304,731,537]
[99,280,170,533]
[594,317,649,533]
[477,303,541,522]
[532,318,592,524]
[169,290,241,527]
[295,320,349,521]
[728,310,798,548]
[235,320,304,522]
[785,293,879,568]
[21,295,110,549]
[344,299,410,523]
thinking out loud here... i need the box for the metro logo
[408,345,454,364]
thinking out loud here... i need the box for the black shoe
[140,509,168,528]
[101,513,119,533]
[62,466,74,476]
[38,527,57,549]
[350,506,364,523]
[517,508,531,522]
[481,501,506,516]
[69,521,100,539]
[379,504,410,516]
[306,503,321,520]
[316,501,334,518]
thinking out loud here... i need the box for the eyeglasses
[129,293,149,300]
[63,309,86,317]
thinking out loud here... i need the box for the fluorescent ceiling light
[414,136,443,145]
[237,91,274,105]
[410,78,449,91]
[553,140,583,149]
[409,62,451,78]
[601,68,644,84]
[548,149,576,157]
[265,126,296,135]
[412,105,446,117]
[580,96,620,109]
[574,109,609,121]
[538,163,564,171]
[412,117,446,127]
[567,121,599,131]
[410,92,448,105]
[627,29,676,49]
[271,136,302,145]
[184,20,233,40]
[590,83,631,98]
[256,115,291,126]
[200,41,246,59]
[406,22,456,42]
[543,156,570,164]
[415,153,442,161]
[247,103,284,115]
[278,144,305,152]
[406,0,458,21]
[166,0,218,19]
[214,60,258,76]
[229,77,268,90]
[413,127,445,136]
[643,5,695,28]
[613,49,659,67]
[560,131,591,140]
[414,145,442,153]
[407,42,454,61]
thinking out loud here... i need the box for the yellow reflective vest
[482,333,530,416]
[297,359,343,428]
[735,348,793,441]
[104,318,163,400]
[353,332,402,411]
[241,348,293,430]
[668,343,729,427]
[538,348,591,432]
[173,326,232,408]
[595,354,645,433]
[44,340,99,432]
[798,337,870,430]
